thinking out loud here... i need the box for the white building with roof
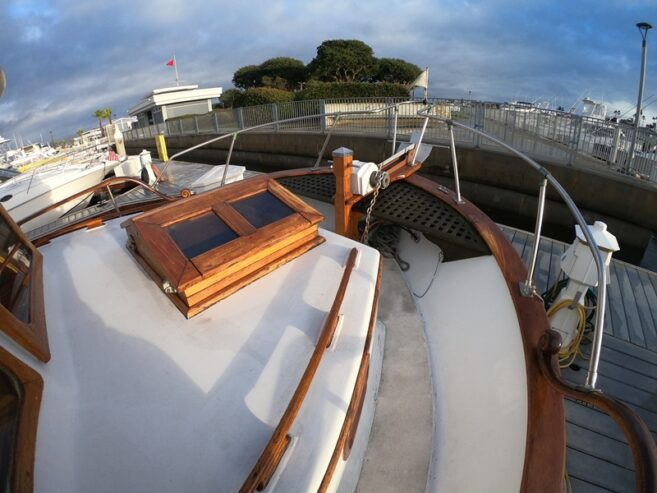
[128,85,222,128]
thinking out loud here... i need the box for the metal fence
[123,98,657,183]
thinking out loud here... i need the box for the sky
[0,0,655,144]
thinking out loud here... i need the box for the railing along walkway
[501,225,657,492]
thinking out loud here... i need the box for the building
[127,85,222,128]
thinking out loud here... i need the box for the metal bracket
[519,281,538,298]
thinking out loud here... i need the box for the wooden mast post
[332,147,358,239]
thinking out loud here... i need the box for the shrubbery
[233,87,294,107]
[295,81,410,100]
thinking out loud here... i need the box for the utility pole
[627,22,652,173]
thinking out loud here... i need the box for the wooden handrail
[239,247,359,492]
[538,329,657,493]
[17,176,175,227]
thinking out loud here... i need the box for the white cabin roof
[128,85,222,116]
[2,217,379,492]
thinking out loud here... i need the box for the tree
[94,109,104,135]
[233,58,307,91]
[77,128,85,138]
[376,58,422,85]
[220,88,242,108]
[234,87,294,107]
[258,57,306,90]
[103,107,113,125]
[307,40,378,82]
[233,65,261,89]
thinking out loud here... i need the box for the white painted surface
[190,164,246,192]
[0,160,116,232]
[398,231,528,493]
[1,219,380,492]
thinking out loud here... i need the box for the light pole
[627,22,652,173]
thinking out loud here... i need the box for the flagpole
[174,54,180,86]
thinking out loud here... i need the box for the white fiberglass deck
[0,219,381,492]
[398,232,528,493]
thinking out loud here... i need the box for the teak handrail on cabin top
[539,329,657,493]
[239,247,359,492]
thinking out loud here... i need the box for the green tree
[77,128,85,138]
[103,107,113,124]
[220,88,242,108]
[94,109,104,135]
[307,40,378,82]
[233,65,260,89]
[234,87,294,107]
[376,58,422,85]
[258,57,306,90]
[233,58,307,91]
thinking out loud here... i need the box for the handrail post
[392,106,399,155]
[447,121,465,204]
[314,114,341,169]
[586,278,607,388]
[520,175,548,297]
[221,133,238,187]
[106,185,121,215]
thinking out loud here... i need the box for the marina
[2,7,657,490]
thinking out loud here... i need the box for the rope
[366,222,418,271]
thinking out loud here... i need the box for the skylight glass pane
[168,213,238,258]
[231,191,294,229]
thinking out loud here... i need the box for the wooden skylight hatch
[122,177,325,318]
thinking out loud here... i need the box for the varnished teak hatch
[122,176,325,317]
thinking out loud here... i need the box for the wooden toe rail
[539,329,657,493]
[239,247,359,492]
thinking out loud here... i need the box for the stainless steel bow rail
[156,101,425,188]
[418,106,607,389]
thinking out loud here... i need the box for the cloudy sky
[0,0,655,143]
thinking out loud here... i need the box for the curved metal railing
[156,101,424,188]
[147,101,607,388]
[416,105,607,389]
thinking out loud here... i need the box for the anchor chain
[361,171,386,244]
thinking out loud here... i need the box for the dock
[501,226,657,493]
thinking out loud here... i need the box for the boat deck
[501,226,657,493]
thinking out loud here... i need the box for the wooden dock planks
[499,225,657,493]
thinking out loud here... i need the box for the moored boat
[1,103,656,493]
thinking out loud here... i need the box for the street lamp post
[627,22,652,173]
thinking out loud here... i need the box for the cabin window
[167,213,238,258]
[0,206,49,362]
[122,176,325,318]
[0,369,20,493]
[230,191,294,229]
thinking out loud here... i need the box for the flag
[410,68,429,89]
[166,59,175,67]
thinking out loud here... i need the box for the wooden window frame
[0,206,50,362]
[0,345,44,493]
[122,177,325,318]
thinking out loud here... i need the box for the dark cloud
[1,0,655,142]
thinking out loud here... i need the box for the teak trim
[239,247,359,493]
[319,255,383,492]
[539,330,657,493]
[0,206,49,362]
[0,345,44,493]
